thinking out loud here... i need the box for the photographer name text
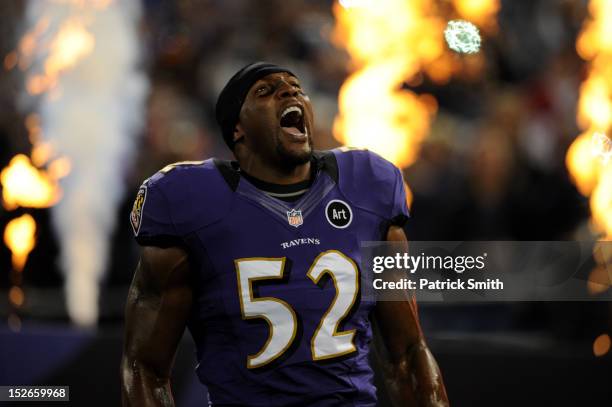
[370,252,504,291]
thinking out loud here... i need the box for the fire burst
[332,0,446,168]
[25,19,94,95]
[4,0,148,327]
[331,0,498,169]
[1,154,63,210]
[452,0,500,33]
[4,214,37,272]
[567,0,612,239]
[1,0,97,324]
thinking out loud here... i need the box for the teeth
[281,106,303,119]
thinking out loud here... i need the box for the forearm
[121,357,175,407]
[385,340,448,407]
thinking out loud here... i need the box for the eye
[255,86,269,95]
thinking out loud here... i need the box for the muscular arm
[373,226,449,407]
[121,246,193,407]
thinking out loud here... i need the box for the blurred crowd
[0,0,608,339]
[406,0,589,240]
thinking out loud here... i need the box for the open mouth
[280,105,306,136]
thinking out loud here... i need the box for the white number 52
[235,250,359,368]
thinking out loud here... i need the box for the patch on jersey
[286,209,303,228]
[130,185,147,236]
[325,199,353,229]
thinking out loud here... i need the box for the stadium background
[0,0,611,405]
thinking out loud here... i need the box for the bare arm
[121,246,193,407]
[373,225,449,407]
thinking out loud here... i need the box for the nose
[276,81,299,99]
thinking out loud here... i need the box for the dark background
[0,0,610,406]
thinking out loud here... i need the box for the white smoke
[23,0,148,326]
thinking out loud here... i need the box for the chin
[276,142,313,168]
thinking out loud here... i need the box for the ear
[233,123,245,144]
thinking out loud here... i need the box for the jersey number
[235,250,359,368]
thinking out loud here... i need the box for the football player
[121,62,448,406]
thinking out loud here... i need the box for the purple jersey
[131,148,409,406]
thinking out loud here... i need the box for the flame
[332,0,449,167]
[566,133,600,196]
[331,0,499,168]
[4,51,18,70]
[3,214,37,272]
[587,264,610,295]
[591,168,612,237]
[9,286,25,307]
[2,0,90,212]
[48,156,72,179]
[1,154,63,210]
[567,0,612,239]
[404,181,414,210]
[452,0,500,32]
[575,0,612,60]
[587,240,611,296]
[25,18,95,95]
[17,1,102,95]
[3,0,127,327]
[593,333,611,357]
[47,19,94,72]
[17,16,50,70]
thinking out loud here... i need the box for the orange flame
[3,214,37,272]
[0,154,63,210]
[593,333,611,357]
[567,0,612,239]
[587,241,611,295]
[25,18,95,95]
[16,0,104,95]
[332,0,448,167]
[331,0,498,168]
[47,18,95,71]
[9,286,25,307]
[452,0,500,32]
[591,167,612,238]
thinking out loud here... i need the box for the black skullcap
[215,62,295,150]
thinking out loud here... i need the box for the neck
[238,155,311,184]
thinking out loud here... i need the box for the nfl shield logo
[286,209,303,228]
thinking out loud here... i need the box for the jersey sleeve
[129,180,183,247]
[388,165,410,227]
[332,148,410,226]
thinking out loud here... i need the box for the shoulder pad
[145,159,234,234]
[332,148,408,220]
